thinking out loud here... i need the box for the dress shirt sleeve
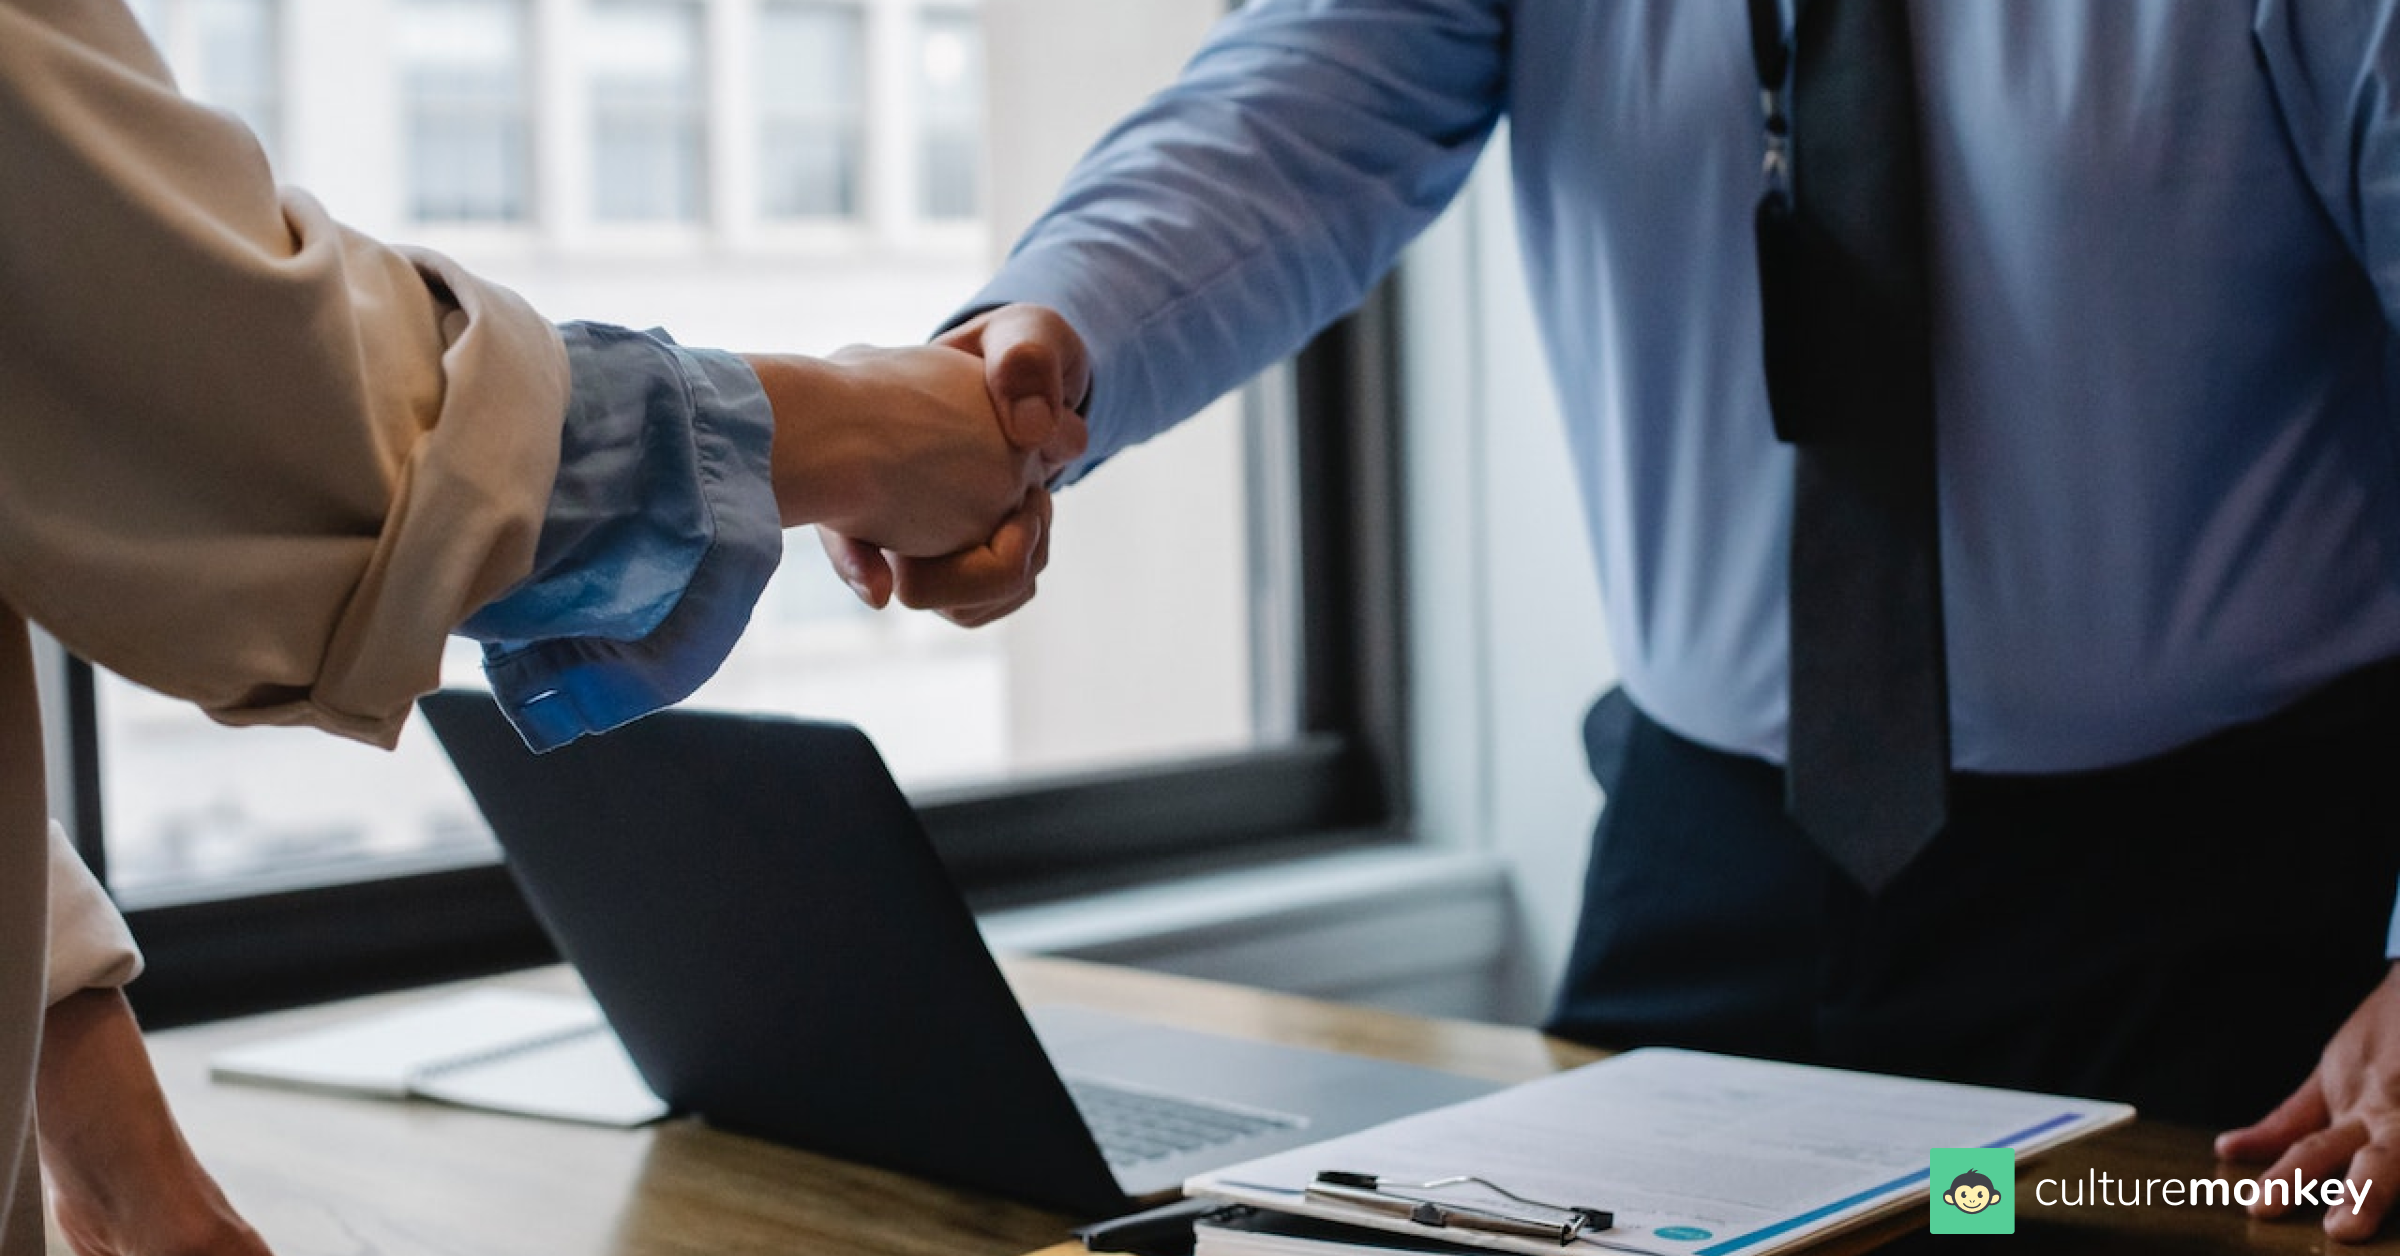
[464,324,781,751]
[964,0,1508,479]
[43,825,139,1004]
[2252,0,2400,956]
[2254,1,2400,328]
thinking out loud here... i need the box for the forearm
[36,990,179,1211]
[35,827,257,1253]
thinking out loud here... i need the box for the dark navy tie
[1753,0,1949,889]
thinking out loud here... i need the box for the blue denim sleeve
[459,322,782,751]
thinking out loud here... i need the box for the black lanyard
[1747,0,1794,203]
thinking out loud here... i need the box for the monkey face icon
[1943,1171,2003,1215]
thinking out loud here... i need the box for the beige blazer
[0,0,576,1245]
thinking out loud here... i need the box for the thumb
[2217,1069,2330,1163]
[817,527,894,609]
[952,305,1091,457]
[992,340,1064,452]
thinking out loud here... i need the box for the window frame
[66,288,1413,1028]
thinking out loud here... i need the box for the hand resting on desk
[2220,962,2400,1243]
[37,989,272,1256]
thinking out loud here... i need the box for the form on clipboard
[1184,1048,2135,1256]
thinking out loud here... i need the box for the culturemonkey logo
[1930,1148,2016,1234]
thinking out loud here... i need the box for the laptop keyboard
[1064,1078,1304,1168]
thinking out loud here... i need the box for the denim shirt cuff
[470,324,781,750]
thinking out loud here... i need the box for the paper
[212,988,668,1127]
[412,1026,669,1127]
[1187,1048,2134,1256]
[1196,1207,1483,1255]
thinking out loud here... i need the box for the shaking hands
[778,304,1092,627]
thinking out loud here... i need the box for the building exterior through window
[97,0,1264,901]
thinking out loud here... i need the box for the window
[90,645,496,899]
[399,0,534,223]
[757,1,866,220]
[589,0,709,223]
[915,7,981,221]
[127,0,284,166]
[66,0,1407,1026]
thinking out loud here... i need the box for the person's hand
[37,988,272,1256]
[818,304,1091,623]
[744,341,1067,561]
[2217,963,2400,1243]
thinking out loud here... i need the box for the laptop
[419,691,1495,1216]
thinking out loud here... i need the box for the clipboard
[1184,1049,2134,1256]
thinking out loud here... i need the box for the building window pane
[96,645,497,898]
[194,0,280,154]
[756,1,864,220]
[129,0,283,166]
[590,0,707,223]
[917,8,982,221]
[400,0,533,223]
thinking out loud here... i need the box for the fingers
[942,304,1093,471]
[823,486,1052,625]
[933,491,1052,628]
[890,488,1049,616]
[817,528,893,609]
[940,586,1039,630]
[2328,1138,2400,1243]
[2250,1122,2369,1218]
[2220,1071,2331,1164]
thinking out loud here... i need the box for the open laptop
[419,691,1494,1216]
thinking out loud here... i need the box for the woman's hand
[37,988,270,1256]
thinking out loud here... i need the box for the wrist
[745,352,875,530]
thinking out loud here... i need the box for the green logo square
[1930,1148,2016,1234]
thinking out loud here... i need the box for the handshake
[743,305,1088,628]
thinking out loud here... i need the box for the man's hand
[38,988,272,1256]
[2218,964,2400,1243]
[744,340,1076,562]
[818,304,1091,623]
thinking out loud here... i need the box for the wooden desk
[108,958,2400,1256]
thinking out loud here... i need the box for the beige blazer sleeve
[0,0,571,748]
[44,825,140,1004]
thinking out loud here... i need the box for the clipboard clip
[1306,1170,1614,1245]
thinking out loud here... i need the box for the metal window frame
[67,293,1411,1028]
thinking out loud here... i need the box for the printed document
[1186,1048,2133,1256]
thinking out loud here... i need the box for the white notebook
[210,988,669,1128]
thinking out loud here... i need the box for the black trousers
[1546,663,2400,1128]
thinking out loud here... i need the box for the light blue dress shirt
[971,0,2400,784]
[462,322,781,751]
